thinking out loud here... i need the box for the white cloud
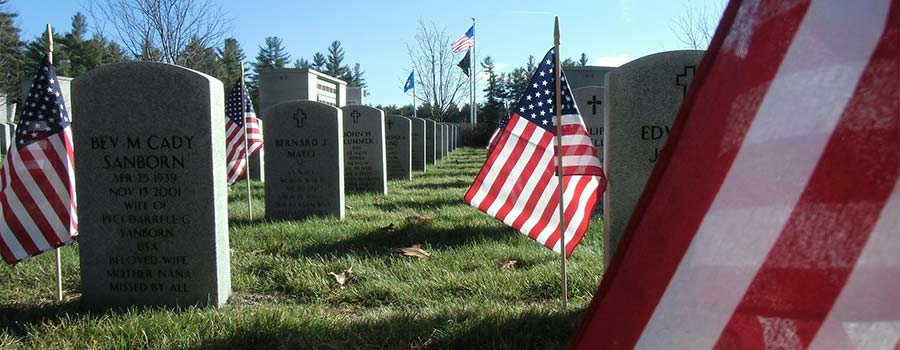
[594,54,636,67]
[619,0,633,23]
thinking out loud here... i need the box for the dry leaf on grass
[405,214,433,224]
[244,249,266,256]
[392,244,430,258]
[499,260,518,271]
[378,223,395,232]
[328,267,353,288]
[345,204,353,209]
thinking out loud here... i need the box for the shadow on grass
[192,307,587,350]
[283,222,519,259]
[404,179,474,190]
[0,300,85,337]
[373,197,466,212]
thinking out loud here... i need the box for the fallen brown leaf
[345,204,353,209]
[328,267,353,288]
[405,214,433,224]
[393,244,430,258]
[401,340,428,350]
[499,260,518,271]
[245,249,266,256]
[378,223,395,232]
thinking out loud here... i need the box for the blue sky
[10,0,725,106]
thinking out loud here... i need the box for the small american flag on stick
[465,48,606,257]
[0,55,77,265]
[225,79,263,185]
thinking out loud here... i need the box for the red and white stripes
[570,0,898,348]
[225,113,263,185]
[0,128,77,264]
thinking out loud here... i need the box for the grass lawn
[0,147,606,349]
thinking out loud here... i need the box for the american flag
[465,48,606,257]
[451,25,475,53]
[225,78,263,185]
[0,55,77,265]
[570,0,899,348]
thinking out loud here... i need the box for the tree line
[0,0,366,113]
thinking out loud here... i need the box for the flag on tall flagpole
[458,51,471,77]
[465,48,606,257]
[0,54,77,265]
[569,0,899,348]
[451,25,475,53]
[225,79,263,185]
[404,71,415,92]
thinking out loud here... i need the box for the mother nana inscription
[73,62,230,308]
[265,101,345,220]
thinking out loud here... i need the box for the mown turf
[0,147,605,349]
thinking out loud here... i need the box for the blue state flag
[404,71,414,92]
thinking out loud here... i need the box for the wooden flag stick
[240,63,253,221]
[553,17,568,310]
[46,24,64,303]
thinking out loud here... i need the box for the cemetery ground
[0,147,605,349]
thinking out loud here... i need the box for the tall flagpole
[412,71,417,118]
[553,17,568,310]
[46,24,64,302]
[240,63,253,221]
[471,17,477,125]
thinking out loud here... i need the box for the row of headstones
[265,103,460,219]
[566,50,704,268]
[62,48,699,309]
[247,113,460,184]
[57,61,460,309]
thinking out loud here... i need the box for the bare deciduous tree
[405,19,469,121]
[671,0,726,50]
[89,0,230,64]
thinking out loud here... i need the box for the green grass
[0,147,606,349]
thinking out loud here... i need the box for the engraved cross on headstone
[292,109,307,128]
[351,110,360,124]
[676,65,696,98]
[386,119,394,130]
[587,95,602,115]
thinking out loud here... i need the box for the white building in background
[258,68,347,113]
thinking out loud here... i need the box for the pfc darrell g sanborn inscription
[74,62,230,308]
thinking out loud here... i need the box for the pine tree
[24,33,71,77]
[254,36,290,70]
[505,55,536,108]
[249,36,289,110]
[294,57,310,69]
[578,53,589,66]
[479,56,506,125]
[180,35,222,77]
[348,63,366,89]
[61,12,104,76]
[0,0,23,100]
[325,40,348,79]
[217,38,245,87]
[311,52,326,71]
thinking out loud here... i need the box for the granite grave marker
[603,50,704,266]
[264,100,345,219]
[73,62,231,308]
[340,106,387,194]
[385,115,411,180]
[425,119,437,164]
[410,117,426,172]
